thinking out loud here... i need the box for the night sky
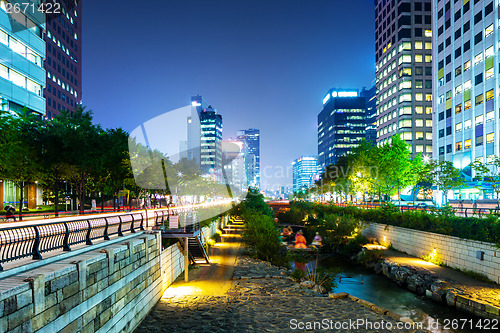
[82,0,375,190]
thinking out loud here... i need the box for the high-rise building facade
[222,139,247,193]
[44,1,82,119]
[237,129,260,188]
[361,86,377,144]
[318,89,366,170]
[292,156,319,193]
[0,1,46,210]
[200,105,223,178]
[433,0,497,200]
[375,0,433,156]
[0,2,45,116]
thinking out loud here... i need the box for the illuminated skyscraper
[375,0,433,156]
[318,89,366,170]
[292,156,319,193]
[237,129,260,188]
[432,0,498,200]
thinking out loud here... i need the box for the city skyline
[82,0,376,190]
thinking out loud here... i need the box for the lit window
[425,42,432,49]
[464,60,471,71]
[463,80,471,90]
[399,55,412,64]
[415,80,423,88]
[402,132,412,140]
[416,145,424,152]
[465,100,471,110]
[424,30,432,37]
[475,94,483,105]
[486,89,494,101]
[486,68,494,80]
[416,119,424,127]
[425,94,432,101]
[416,132,424,140]
[426,132,432,140]
[425,55,432,62]
[425,107,432,114]
[415,93,423,101]
[486,111,494,122]
[486,132,495,143]
[400,106,412,115]
[398,42,411,52]
[464,139,472,149]
[399,81,412,89]
[415,54,423,62]
[399,119,412,128]
[474,52,483,65]
[455,84,462,95]
[456,122,463,132]
[415,41,423,49]
[425,119,432,127]
[475,114,483,125]
[456,142,463,151]
[485,24,494,37]
[485,46,494,58]
[455,104,462,114]
[399,68,412,77]
[399,94,412,102]
[426,145,433,153]
[464,119,472,129]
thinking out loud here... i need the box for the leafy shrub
[340,233,369,256]
[241,210,284,265]
[305,203,500,247]
[357,249,383,264]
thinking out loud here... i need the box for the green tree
[0,108,43,220]
[472,156,500,207]
[375,135,421,207]
[426,160,464,204]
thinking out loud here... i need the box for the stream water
[305,255,483,333]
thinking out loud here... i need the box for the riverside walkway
[135,220,428,332]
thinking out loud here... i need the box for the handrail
[328,202,500,218]
[0,212,145,271]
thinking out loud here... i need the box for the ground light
[162,286,199,298]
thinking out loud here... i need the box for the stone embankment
[360,251,500,320]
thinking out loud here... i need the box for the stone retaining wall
[362,223,500,284]
[0,218,223,333]
[0,232,184,333]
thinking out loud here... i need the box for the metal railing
[331,202,500,218]
[0,212,144,271]
[153,209,200,233]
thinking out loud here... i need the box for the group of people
[280,226,322,249]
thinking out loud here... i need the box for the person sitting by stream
[294,230,307,249]
[311,232,322,247]
[281,226,293,241]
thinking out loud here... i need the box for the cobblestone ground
[135,255,428,333]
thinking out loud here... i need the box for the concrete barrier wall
[0,218,225,333]
[363,223,500,284]
[0,231,186,333]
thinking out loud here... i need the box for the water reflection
[313,256,480,333]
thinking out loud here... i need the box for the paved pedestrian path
[135,219,429,332]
